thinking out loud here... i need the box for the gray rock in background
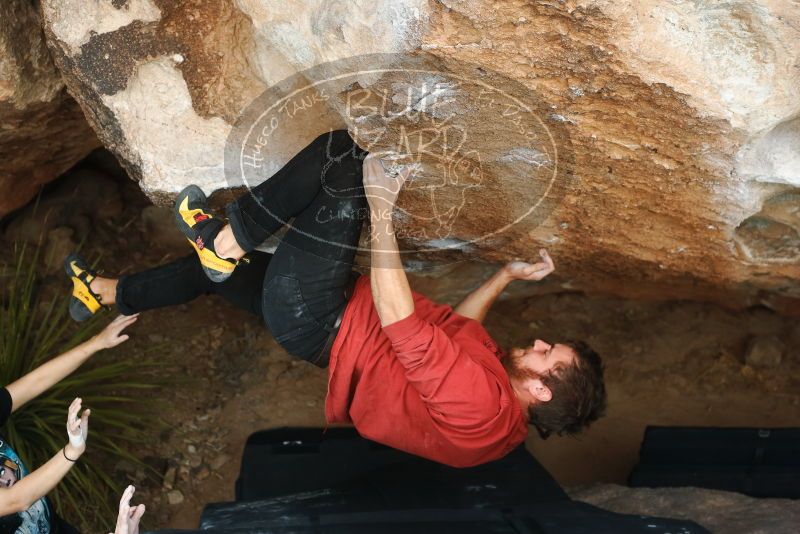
[745,336,785,368]
[570,484,800,534]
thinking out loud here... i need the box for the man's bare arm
[454,251,556,323]
[363,154,414,326]
[369,215,414,325]
[453,269,514,323]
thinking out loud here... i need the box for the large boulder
[571,484,800,534]
[39,0,800,312]
[0,0,99,218]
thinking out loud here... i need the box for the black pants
[117,130,368,364]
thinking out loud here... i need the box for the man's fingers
[396,165,416,185]
[539,248,555,268]
[391,173,406,194]
[363,153,386,172]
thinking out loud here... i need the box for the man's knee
[327,129,367,158]
[329,129,352,143]
[311,129,351,150]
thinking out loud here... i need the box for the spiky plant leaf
[1,242,166,530]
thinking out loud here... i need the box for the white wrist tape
[68,429,84,448]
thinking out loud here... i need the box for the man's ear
[528,378,552,403]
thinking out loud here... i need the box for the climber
[65,130,606,467]
[0,314,136,533]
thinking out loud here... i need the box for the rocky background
[571,484,800,534]
[0,0,99,216]
[1,0,794,313]
[1,1,799,531]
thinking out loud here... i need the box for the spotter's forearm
[6,339,98,413]
[0,445,82,515]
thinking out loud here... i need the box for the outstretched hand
[110,485,145,534]
[66,397,90,455]
[362,153,413,215]
[93,314,139,350]
[504,249,555,281]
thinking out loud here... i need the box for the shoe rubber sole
[173,185,236,283]
[64,254,101,322]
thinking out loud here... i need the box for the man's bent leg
[262,132,368,363]
[226,130,363,252]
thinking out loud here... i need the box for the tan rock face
[39,0,800,312]
[0,0,99,218]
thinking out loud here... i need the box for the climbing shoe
[64,254,103,322]
[174,185,237,283]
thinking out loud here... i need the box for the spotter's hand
[66,397,90,454]
[93,314,139,350]
[504,249,555,281]
[110,485,145,534]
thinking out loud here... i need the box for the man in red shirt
[68,130,606,467]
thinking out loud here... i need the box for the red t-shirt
[326,275,528,467]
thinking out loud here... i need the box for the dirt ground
[4,164,799,531]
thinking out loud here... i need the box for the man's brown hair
[529,339,607,439]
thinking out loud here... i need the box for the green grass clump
[0,242,164,529]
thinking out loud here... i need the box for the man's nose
[533,339,551,351]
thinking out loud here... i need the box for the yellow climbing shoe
[174,185,238,283]
[64,254,102,322]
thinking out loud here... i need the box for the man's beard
[501,352,542,382]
